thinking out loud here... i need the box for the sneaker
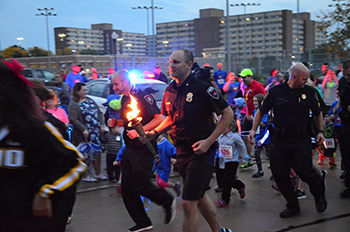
[238,185,246,199]
[271,183,280,192]
[215,187,223,193]
[315,195,327,213]
[66,214,73,224]
[317,156,326,165]
[128,224,153,232]
[163,198,176,224]
[173,182,181,197]
[340,188,350,198]
[239,161,253,169]
[94,173,108,180]
[82,176,97,182]
[216,199,229,207]
[219,227,232,232]
[329,163,337,170]
[295,189,306,200]
[340,171,346,180]
[252,171,264,178]
[279,208,300,218]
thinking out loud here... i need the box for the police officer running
[146,49,233,232]
[111,70,175,232]
[248,62,327,218]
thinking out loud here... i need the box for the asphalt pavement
[66,150,350,232]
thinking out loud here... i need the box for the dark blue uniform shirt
[161,75,228,154]
[260,82,321,130]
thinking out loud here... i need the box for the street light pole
[132,3,162,62]
[36,7,56,71]
[226,0,231,71]
[111,32,118,71]
[231,3,261,68]
[297,0,300,61]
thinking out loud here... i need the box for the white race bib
[323,138,335,149]
[219,145,233,159]
[218,79,224,84]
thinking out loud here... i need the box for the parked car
[86,78,168,114]
[21,68,56,86]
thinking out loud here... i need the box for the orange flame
[126,95,140,121]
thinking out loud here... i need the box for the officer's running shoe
[340,188,350,198]
[128,224,153,232]
[239,161,253,169]
[295,189,306,200]
[163,198,176,224]
[279,208,300,218]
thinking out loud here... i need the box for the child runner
[155,133,181,197]
[100,118,123,182]
[216,121,249,207]
[251,94,272,178]
[322,114,337,169]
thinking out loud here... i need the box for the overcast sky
[0,0,333,52]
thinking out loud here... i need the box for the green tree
[316,1,350,58]
[1,45,29,58]
[27,46,53,57]
[80,49,109,55]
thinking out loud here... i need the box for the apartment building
[54,23,146,56]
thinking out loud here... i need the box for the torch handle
[133,124,161,163]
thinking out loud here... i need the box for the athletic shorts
[177,145,216,201]
[242,117,253,132]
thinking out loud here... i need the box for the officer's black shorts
[177,145,216,201]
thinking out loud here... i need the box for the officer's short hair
[112,69,131,85]
[343,60,350,71]
[176,48,194,64]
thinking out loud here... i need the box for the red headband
[2,58,33,86]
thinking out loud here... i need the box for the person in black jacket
[0,59,86,232]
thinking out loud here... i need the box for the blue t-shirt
[329,100,342,127]
[213,69,227,89]
[65,72,84,90]
[254,109,272,145]
[226,81,240,105]
[155,138,177,182]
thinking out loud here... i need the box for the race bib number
[218,79,224,84]
[323,138,335,149]
[219,145,233,159]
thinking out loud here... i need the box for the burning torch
[126,95,161,166]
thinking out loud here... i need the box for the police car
[86,78,168,114]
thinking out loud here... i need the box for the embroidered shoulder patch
[144,95,154,105]
[207,86,219,99]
